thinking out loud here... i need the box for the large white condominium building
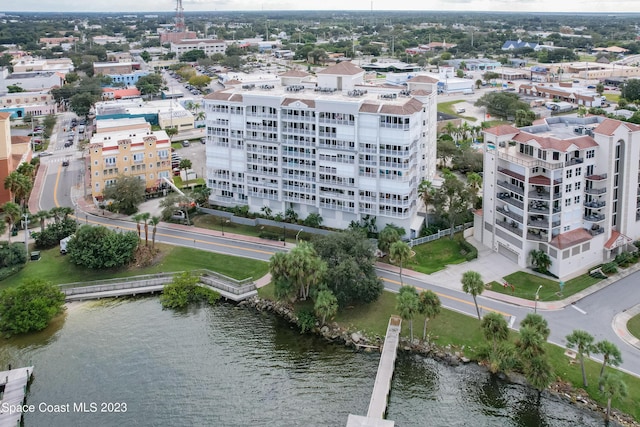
[475,116,640,280]
[202,62,438,236]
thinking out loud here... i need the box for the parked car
[200,138,206,144]
[38,151,52,157]
[62,159,70,167]
[181,140,190,147]
[64,141,73,147]
[455,106,466,113]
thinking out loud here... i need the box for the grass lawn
[628,313,640,340]
[437,100,479,122]
[257,284,640,421]
[191,213,313,244]
[487,271,602,301]
[383,236,468,275]
[0,244,269,289]
[173,176,205,189]
[603,93,620,103]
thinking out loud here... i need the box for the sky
[3,0,640,13]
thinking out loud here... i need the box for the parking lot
[172,138,206,181]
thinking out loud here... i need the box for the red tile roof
[550,228,592,249]
[408,75,439,83]
[485,124,519,136]
[594,118,640,136]
[279,70,310,77]
[316,61,364,76]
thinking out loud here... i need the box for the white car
[455,107,466,114]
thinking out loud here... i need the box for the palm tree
[520,313,550,340]
[1,202,21,244]
[418,179,435,212]
[443,121,456,139]
[314,289,338,325]
[4,171,32,208]
[599,373,627,423]
[466,172,482,203]
[140,212,151,246]
[595,340,623,389]
[16,162,35,179]
[132,213,144,240]
[461,270,484,320]
[150,216,160,249]
[566,329,595,387]
[525,356,553,403]
[390,240,411,286]
[34,209,52,234]
[418,290,441,340]
[179,158,193,188]
[397,286,419,341]
[529,249,552,273]
[481,312,509,354]
[516,326,546,360]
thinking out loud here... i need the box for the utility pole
[534,285,543,314]
[23,213,29,259]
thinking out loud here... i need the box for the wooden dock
[0,366,34,427]
[346,316,401,427]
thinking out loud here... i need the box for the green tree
[397,285,419,341]
[314,289,338,325]
[599,373,628,423]
[378,224,401,254]
[67,225,138,269]
[135,73,164,97]
[1,201,21,244]
[188,74,212,90]
[70,92,98,117]
[180,49,206,62]
[594,340,623,389]
[432,170,475,236]
[475,91,531,121]
[475,79,483,89]
[140,212,151,246]
[179,158,193,187]
[132,213,144,240]
[160,271,220,309]
[191,186,212,206]
[596,83,605,96]
[390,240,411,286]
[529,249,552,274]
[4,171,32,208]
[515,109,536,127]
[418,290,441,340]
[7,84,25,93]
[33,209,52,234]
[0,279,65,336]
[312,230,383,307]
[418,179,435,213]
[103,175,146,215]
[525,355,553,400]
[436,138,458,168]
[165,127,178,138]
[150,216,160,249]
[621,78,640,102]
[566,329,595,387]
[520,313,550,340]
[517,326,547,360]
[481,312,510,355]
[461,270,484,320]
[302,212,323,228]
[269,241,326,301]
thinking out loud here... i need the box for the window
[565,184,572,193]
[566,169,572,179]
[158,149,169,159]
[574,195,580,204]
[576,168,582,176]
[565,198,571,207]
[564,225,570,232]
[586,149,595,159]
[575,182,581,191]
[133,153,144,163]
[105,157,116,166]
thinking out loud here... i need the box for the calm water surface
[0,298,609,426]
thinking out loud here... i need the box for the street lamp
[296,228,303,242]
[283,225,286,246]
[221,218,229,236]
[534,285,543,314]
[22,213,29,259]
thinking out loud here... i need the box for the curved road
[38,148,640,376]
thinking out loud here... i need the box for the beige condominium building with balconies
[89,126,172,200]
[475,116,640,280]
[202,62,438,237]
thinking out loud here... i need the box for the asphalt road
[38,133,640,377]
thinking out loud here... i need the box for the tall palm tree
[418,290,441,340]
[4,171,32,208]
[314,289,338,325]
[132,213,144,240]
[1,202,21,244]
[150,216,160,249]
[566,329,595,387]
[599,373,627,423]
[525,356,553,403]
[16,162,35,179]
[595,340,623,389]
[34,209,52,234]
[140,212,151,246]
[418,179,435,212]
[481,312,509,354]
[461,270,484,320]
[390,240,411,286]
[179,158,193,188]
[520,313,550,340]
[397,286,419,342]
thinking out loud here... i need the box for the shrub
[160,272,221,309]
[0,280,65,336]
[602,262,618,274]
[615,252,633,267]
[456,235,478,261]
[259,231,280,240]
[67,225,138,269]
[296,308,316,333]
[34,218,77,249]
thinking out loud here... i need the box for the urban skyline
[3,0,640,13]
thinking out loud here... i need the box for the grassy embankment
[488,271,602,301]
[629,314,640,340]
[0,243,269,289]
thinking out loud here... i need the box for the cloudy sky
[3,0,640,13]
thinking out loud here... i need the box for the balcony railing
[497,181,524,195]
[586,173,607,181]
[565,157,584,166]
[527,232,549,241]
[528,189,551,200]
[498,195,524,210]
[587,227,605,236]
[584,213,606,222]
[495,219,524,237]
[585,187,607,195]
[584,200,606,209]
[496,206,523,224]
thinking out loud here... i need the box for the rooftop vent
[347,89,367,97]
[286,85,305,92]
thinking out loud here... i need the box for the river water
[0,298,609,426]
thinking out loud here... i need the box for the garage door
[498,243,519,264]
